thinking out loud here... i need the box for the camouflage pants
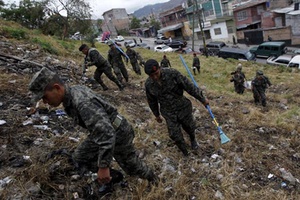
[161,103,196,151]
[112,63,129,83]
[72,117,154,180]
[234,82,245,94]
[252,86,266,106]
[94,67,122,88]
[130,61,141,75]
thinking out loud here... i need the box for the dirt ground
[0,39,300,200]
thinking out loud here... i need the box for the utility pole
[194,0,208,57]
[192,2,195,51]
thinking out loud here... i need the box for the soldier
[144,59,209,156]
[160,55,172,68]
[230,63,246,94]
[79,44,124,91]
[28,67,157,195]
[125,44,141,75]
[107,40,129,83]
[192,53,200,75]
[251,70,272,107]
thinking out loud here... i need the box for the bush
[31,37,58,55]
[1,27,27,39]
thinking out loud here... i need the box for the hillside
[0,20,300,200]
[133,0,186,18]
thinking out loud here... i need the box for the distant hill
[133,0,186,18]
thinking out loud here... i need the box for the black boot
[191,139,199,150]
[100,83,109,91]
[175,142,189,156]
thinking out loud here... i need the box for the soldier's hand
[97,167,112,185]
[202,99,209,107]
[155,116,163,123]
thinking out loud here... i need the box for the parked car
[293,49,300,55]
[218,47,256,61]
[124,40,136,48]
[266,55,293,66]
[250,42,287,58]
[115,35,124,42]
[288,55,300,68]
[154,44,174,53]
[175,46,201,54]
[199,41,227,56]
[137,43,150,50]
[154,36,169,44]
[165,40,187,49]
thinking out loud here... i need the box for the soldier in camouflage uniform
[251,70,272,107]
[125,45,141,75]
[107,41,129,83]
[144,59,209,156]
[28,68,157,192]
[79,44,124,91]
[160,55,172,68]
[230,63,246,94]
[192,53,200,75]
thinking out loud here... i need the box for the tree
[0,0,4,7]
[130,16,141,29]
[1,0,45,29]
[150,18,161,32]
[43,0,91,39]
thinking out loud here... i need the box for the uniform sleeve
[145,82,160,117]
[175,71,206,103]
[87,50,99,66]
[76,100,115,168]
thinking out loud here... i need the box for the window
[271,46,279,51]
[227,27,233,34]
[214,28,222,35]
[237,10,247,21]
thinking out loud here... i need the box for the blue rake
[179,55,230,144]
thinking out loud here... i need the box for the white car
[115,35,124,42]
[266,55,293,67]
[154,44,174,53]
[124,40,136,48]
[288,55,300,68]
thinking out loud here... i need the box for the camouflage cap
[28,67,56,102]
[107,40,114,46]
[144,59,159,75]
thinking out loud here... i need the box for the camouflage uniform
[251,71,271,106]
[62,85,155,180]
[230,70,246,94]
[160,57,171,68]
[145,68,207,155]
[192,55,200,75]
[85,48,124,90]
[108,47,129,83]
[126,48,141,75]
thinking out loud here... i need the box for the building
[157,5,191,40]
[101,8,130,37]
[185,0,236,43]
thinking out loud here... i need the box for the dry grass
[1,19,300,199]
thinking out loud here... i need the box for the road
[119,37,298,65]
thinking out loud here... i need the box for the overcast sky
[3,0,170,19]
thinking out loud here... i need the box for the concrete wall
[264,27,291,42]
[209,21,228,41]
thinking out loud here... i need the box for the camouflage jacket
[230,71,246,84]
[85,48,110,69]
[108,48,127,66]
[145,68,206,117]
[252,75,271,89]
[126,48,138,63]
[63,85,118,168]
[192,56,200,67]
[160,58,171,68]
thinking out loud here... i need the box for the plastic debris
[279,168,296,185]
[33,125,50,130]
[0,176,13,189]
[23,119,33,126]
[281,182,287,188]
[268,173,274,179]
[0,120,7,125]
[68,137,80,143]
[56,109,66,116]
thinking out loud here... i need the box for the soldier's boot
[116,82,125,91]
[189,135,199,150]
[100,83,109,91]
[175,142,189,156]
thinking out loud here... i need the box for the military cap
[144,59,160,75]
[256,70,263,75]
[28,67,56,102]
[107,40,114,46]
[79,44,88,51]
